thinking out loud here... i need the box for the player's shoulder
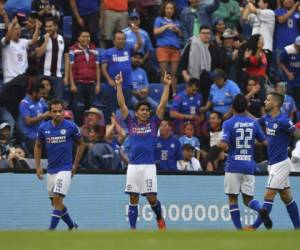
[39,120,51,130]
[63,119,79,129]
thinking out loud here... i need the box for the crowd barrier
[1,170,300,230]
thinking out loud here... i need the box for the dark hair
[134,100,151,112]
[187,78,200,87]
[182,143,194,151]
[44,16,58,25]
[78,29,90,38]
[27,82,44,95]
[49,99,64,111]
[245,34,261,55]
[160,1,177,20]
[268,92,284,107]
[39,76,52,85]
[199,25,212,32]
[233,94,248,113]
[209,111,223,121]
[113,30,125,40]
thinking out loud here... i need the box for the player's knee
[146,195,157,205]
[52,195,64,209]
[130,194,139,205]
[279,190,292,204]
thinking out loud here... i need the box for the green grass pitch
[0,231,300,250]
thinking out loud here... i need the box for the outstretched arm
[156,72,171,119]
[115,72,129,119]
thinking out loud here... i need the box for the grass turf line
[0,231,299,250]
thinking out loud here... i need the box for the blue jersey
[123,27,153,55]
[19,95,47,139]
[281,94,296,117]
[101,47,133,89]
[155,135,182,171]
[124,113,160,164]
[274,8,300,50]
[209,79,240,115]
[37,119,81,174]
[222,114,265,174]
[258,113,295,165]
[280,45,300,87]
[154,16,181,49]
[171,90,203,115]
[178,135,200,151]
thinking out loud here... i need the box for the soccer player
[251,92,300,229]
[115,71,171,230]
[34,99,85,230]
[218,94,272,230]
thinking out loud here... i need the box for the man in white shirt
[243,0,275,69]
[1,17,40,84]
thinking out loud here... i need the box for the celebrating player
[218,94,272,230]
[251,92,300,229]
[34,99,85,230]
[115,71,171,230]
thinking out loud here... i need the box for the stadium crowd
[0,0,300,173]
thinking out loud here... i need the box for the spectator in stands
[245,77,265,118]
[123,11,153,63]
[211,17,226,48]
[101,30,142,114]
[208,111,223,148]
[105,113,127,169]
[204,145,225,172]
[35,17,66,99]
[240,34,268,94]
[0,2,9,40]
[40,76,53,104]
[200,68,240,120]
[70,0,100,46]
[180,0,219,44]
[87,124,120,169]
[7,145,27,169]
[243,0,275,70]
[18,82,50,156]
[212,0,240,29]
[279,36,300,109]
[170,78,204,136]
[0,122,12,160]
[131,51,158,109]
[178,121,201,160]
[154,1,182,96]
[275,81,297,119]
[100,0,129,48]
[80,107,105,145]
[69,30,100,124]
[177,143,202,171]
[155,119,182,171]
[1,17,40,84]
[181,25,212,103]
[274,0,300,52]
[31,0,60,24]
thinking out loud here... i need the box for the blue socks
[49,209,63,230]
[151,200,162,220]
[61,207,75,229]
[248,199,262,212]
[229,204,242,229]
[286,199,300,229]
[252,199,273,229]
[128,204,138,229]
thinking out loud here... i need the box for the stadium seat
[148,83,164,103]
[93,82,109,109]
[297,111,300,122]
[63,16,72,40]
[176,83,185,94]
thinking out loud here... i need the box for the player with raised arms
[115,71,171,230]
[218,94,272,230]
[34,99,85,230]
[250,92,300,229]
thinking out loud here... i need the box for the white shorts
[267,158,291,190]
[125,164,157,195]
[224,172,255,196]
[47,171,72,198]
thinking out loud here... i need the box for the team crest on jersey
[171,143,175,148]
[273,123,278,129]
[60,129,66,135]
